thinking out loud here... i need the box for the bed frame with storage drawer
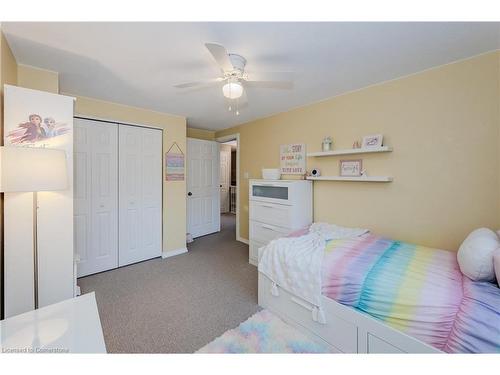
[258,271,441,353]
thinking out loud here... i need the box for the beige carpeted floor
[78,214,259,353]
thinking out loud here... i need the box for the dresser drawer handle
[261,204,274,209]
[261,224,275,230]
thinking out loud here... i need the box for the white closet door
[74,119,118,277]
[139,127,163,260]
[187,138,220,238]
[119,125,162,266]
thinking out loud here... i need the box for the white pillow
[457,228,499,281]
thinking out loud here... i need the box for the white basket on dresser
[248,179,313,265]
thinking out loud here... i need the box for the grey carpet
[78,214,259,353]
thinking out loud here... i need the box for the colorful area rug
[196,309,331,353]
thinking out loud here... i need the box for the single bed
[258,228,500,353]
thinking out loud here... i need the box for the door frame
[215,133,242,244]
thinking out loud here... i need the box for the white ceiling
[3,22,500,130]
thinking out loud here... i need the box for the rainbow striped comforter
[321,234,500,353]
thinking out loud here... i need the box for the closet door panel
[119,125,142,266]
[119,125,162,267]
[74,119,118,277]
[90,122,119,274]
[74,122,92,275]
[140,128,163,260]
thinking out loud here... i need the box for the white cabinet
[3,86,75,317]
[248,180,312,265]
[0,293,106,353]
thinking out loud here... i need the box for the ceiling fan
[174,43,293,115]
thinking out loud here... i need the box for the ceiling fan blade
[205,43,234,73]
[245,71,294,83]
[173,77,223,89]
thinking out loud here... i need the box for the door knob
[188,192,192,196]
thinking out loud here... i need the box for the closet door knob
[188,192,192,196]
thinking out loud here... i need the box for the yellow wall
[17,64,59,93]
[70,95,187,253]
[217,51,500,250]
[0,30,18,318]
[14,64,187,253]
[187,127,215,140]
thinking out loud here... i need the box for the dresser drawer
[249,201,293,228]
[250,221,289,244]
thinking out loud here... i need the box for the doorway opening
[216,134,241,242]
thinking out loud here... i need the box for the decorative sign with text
[280,143,306,175]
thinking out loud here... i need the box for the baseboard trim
[162,247,188,259]
[237,237,249,245]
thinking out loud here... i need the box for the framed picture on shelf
[362,134,383,148]
[339,159,362,177]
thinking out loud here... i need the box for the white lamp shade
[222,82,243,99]
[0,146,68,192]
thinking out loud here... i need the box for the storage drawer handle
[291,296,314,312]
[260,204,274,208]
[291,297,326,324]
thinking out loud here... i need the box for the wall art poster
[280,143,306,175]
[166,152,184,181]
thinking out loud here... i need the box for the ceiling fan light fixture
[222,81,243,99]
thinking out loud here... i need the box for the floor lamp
[1,146,68,309]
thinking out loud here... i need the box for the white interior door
[220,147,231,213]
[187,138,220,238]
[74,119,118,277]
[119,125,162,266]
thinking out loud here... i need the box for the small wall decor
[340,159,363,177]
[165,141,185,181]
[280,143,306,175]
[322,136,333,152]
[362,134,383,148]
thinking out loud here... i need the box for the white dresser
[248,179,313,265]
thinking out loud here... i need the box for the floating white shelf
[306,176,393,182]
[307,146,392,157]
